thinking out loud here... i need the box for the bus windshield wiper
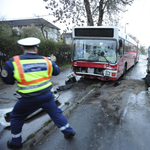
[74,59,96,62]
[98,52,111,64]
[73,59,86,61]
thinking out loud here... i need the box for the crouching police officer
[1,37,75,149]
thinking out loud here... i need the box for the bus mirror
[119,39,122,47]
[117,48,120,54]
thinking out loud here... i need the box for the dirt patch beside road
[89,79,146,102]
[85,79,147,125]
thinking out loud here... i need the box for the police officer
[1,37,75,149]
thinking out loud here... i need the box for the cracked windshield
[73,39,117,63]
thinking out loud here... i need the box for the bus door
[117,39,125,75]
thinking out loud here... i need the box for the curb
[22,88,96,150]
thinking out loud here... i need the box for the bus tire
[123,65,127,76]
[136,57,139,63]
[133,59,136,66]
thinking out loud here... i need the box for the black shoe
[64,131,76,139]
[7,140,23,149]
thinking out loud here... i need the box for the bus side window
[119,39,124,56]
[128,42,132,53]
[124,40,129,53]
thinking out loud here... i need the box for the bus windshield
[73,39,117,63]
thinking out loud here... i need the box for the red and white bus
[71,26,139,81]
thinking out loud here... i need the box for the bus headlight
[104,70,117,77]
[105,71,110,76]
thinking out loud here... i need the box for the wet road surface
[0,54,149,150]
[32,85,150,150]
[0,67,98,150]
[31,55,150,150]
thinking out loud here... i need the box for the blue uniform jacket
[1,53,60,97]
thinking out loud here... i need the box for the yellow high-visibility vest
[12,56,53,93]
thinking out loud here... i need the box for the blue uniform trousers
[10,91,74,146]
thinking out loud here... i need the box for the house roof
[1,18,60,30]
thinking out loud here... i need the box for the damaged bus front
[71,26,138,81]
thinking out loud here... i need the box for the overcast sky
[0,0,150,47]
[120,0,150,48]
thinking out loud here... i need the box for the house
[62,33,72,45]
[1,18,61,42]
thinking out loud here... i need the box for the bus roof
[72,26,137,46]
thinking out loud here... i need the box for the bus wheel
[123,65,127,76]
[134,59,136,66]
[137,57,139,63]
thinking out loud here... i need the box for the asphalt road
[0,66,97,150]
[31,55,150,150]
[0,54,148,150]
[32,90,150,150]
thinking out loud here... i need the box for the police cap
[17,37,41,46]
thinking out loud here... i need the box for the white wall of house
[43,27,58,42]
[65,38,72,45]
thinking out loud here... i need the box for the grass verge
[59,63,72,70]
[91,84,97,89]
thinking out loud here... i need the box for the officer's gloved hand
[51,54,56,62]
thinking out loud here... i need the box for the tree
[12,29,19,37]
[61,34,66,43]
[0,22,12,36]
[0,21,20,38]
[20,24,43,39]
[33,17,50,39]
[0,23,21,72]
[44,0,134,30]
[140,45,146,54]
[33,17,60,40]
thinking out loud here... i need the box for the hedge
[0,36,72,73]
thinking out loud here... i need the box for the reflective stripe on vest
[13,56,53,93]
[13,56,51,85]
[17,79,51,90]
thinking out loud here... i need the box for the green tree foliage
[140,45,146,54]
[12,29,19,37]
[38,40,71,65]
[38,39,56,56]
[0,23,22,72]
[0,38,72,72]
[20,24,43,39]
[61,35,66,44]
[0,35,22,72]
[0,22,72,72]
[44,0,135,30]
[0,22,12,36]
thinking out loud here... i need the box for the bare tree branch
[43,0,135,30]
